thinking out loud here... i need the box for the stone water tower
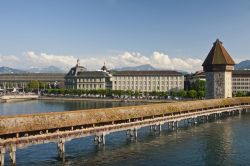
[202,39,235,99]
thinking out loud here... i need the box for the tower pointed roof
[202,39,235,67]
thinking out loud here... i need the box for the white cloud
[107,51,202,72]
[149,52,202,71]
[25,51,77,70]
[0,51,203,72]
[108,52,150,68]
[0,55,20,68]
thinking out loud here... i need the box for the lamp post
[37,80,40,96]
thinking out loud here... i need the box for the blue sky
[0,0,250,72]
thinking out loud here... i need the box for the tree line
[44,79,206,99]
[44,88,205,99]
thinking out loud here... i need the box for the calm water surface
[0,100,145,116]
[1,100,250,166]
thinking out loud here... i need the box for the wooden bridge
[0,97,250,165]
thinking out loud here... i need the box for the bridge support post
[167,122,170,128]
[158,124,162,132]
[9,144,16,166]
[172,121,175,128]
[127,128,138,139]
[170,121,174,128]
[0,147,5,166]
[149,125,153,131]
[239,110,242,117]
[134,128,138,138]
[154,125,158,131]
[176,121,179,128]
[94,132,106,145]
[149,125,156,132]
[102,133,106,145]
[58,139,65,159]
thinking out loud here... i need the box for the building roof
[77,71,111,78]
[112,70,183,76]
[232,70,250,77]
[66,66,87,76]
[0,73,65,81]
[202,39,235,67]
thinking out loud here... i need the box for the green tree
[197,90,205,99]
[178,90,187,99]
[191,79,205,91]
[236,91,245,97]
[113,90,122,98]
[134,90,140,98]
[59,89,65,95]
[159,91,167,98]
[105,89,112,97]
[188,90,197,99]
[126,90,132,98]
[27,80,45,90]
[149,91,157,97]
[172,89,178,97]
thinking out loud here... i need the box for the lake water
[0,100,145,116]
[1,100,250,166]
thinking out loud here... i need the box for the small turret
[76,58,80,67]
[101,62,108,71]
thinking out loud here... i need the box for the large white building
[64,60,112,90]
[112,70,184,92]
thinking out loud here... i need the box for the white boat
[0,94,38,103]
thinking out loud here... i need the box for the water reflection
[0,100,145,116]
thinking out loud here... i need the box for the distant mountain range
[0,66,65,74]
[1,60,249,74]
[113,64,188,74]
[114,64,157,71]
[26,66,65,73]
[0,66,26,74]
[235,60,250,70]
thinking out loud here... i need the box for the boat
[0,94,38,103]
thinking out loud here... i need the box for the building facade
[64,61,112,90]
[0,73,65,89]
[184,70,205,90]
[185,70,250,95]
[232,70,250,95]
[112,70,184,92]
[202,39,235,99]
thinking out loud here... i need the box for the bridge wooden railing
[0,97,250,138]
[0,97,250,165]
